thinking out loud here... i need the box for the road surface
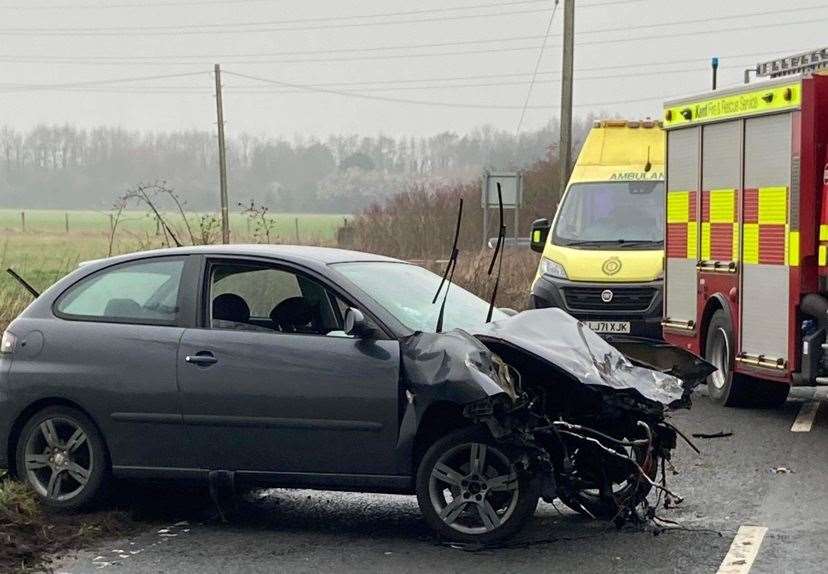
[54,388,828,573]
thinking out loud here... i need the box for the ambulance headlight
[540,258,567,279]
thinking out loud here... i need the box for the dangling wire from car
[432,197,463,333]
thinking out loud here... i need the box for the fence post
[65,212,70,233]
[20,211,25,233]
[294,217,300,244]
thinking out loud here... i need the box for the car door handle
[185,353,218,366]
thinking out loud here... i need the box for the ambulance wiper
[566,239,661,247]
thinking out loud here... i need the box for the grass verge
[0,475,134,573]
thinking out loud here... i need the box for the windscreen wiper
[432,198,463,333]
[565,239,661,247]
[485,184,506,323]
[6,268,40,298]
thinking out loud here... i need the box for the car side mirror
[344,307,372,338]
[530,218,551,253]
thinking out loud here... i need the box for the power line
[219,69,684,111]
[516,0,559,135]
[0,1,823,36]
[0,33,556,62]
[0,71,209,93]
[0,6,559,36]
[1,19,824,64]
[0,0,635,10]
[0,63,753,95]
[0,48,795,95]
[24,0,555,30]
[0,38,819,69]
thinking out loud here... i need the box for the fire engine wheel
[705,310,790,408]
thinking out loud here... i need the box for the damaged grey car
[0,245,711,544]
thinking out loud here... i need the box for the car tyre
[705,310,789,408]
[415,426,540,545]
[16,406,110,511]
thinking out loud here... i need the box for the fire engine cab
[661,48,828,407]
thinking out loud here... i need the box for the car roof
[80,244,404,268]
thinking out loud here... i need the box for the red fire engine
[661,48,828,407]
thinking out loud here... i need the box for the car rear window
[55,258,185,325]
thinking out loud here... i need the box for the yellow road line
[716,525,768,574]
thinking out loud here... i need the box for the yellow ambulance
[529,119,665,338]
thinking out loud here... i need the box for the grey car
[0,245,707,544]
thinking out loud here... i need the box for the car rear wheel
[705,310,789,408]
[415,426,540,545]
[16,406,109,511]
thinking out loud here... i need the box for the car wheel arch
[412,401,470,470]
[7,398,110,478]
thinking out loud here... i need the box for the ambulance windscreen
[552,181,664,248]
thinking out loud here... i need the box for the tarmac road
[54,388,828,574]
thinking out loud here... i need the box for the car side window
[208,263,343,336]
[55,258,185,324]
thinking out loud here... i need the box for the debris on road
[770,466,794,474]
[691,431,734,439]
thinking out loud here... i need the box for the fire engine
[661,47,828,407]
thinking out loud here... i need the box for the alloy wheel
[428,441,520,535]
[24,417,93,502]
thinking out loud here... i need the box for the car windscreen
[332,261,507,333]
[552,180,665,249]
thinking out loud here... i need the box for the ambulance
[661,48,828,407]
[529,119,665,338]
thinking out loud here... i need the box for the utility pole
[214,63,230,244]
[558,0,574,198]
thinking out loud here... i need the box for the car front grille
[561,286,656,313]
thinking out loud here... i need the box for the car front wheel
[16,406,109,511]
[415,426,540,545]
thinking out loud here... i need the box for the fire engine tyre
[704,310,790,408]
[416,426,541,545]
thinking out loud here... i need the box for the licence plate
[587,321,630,334]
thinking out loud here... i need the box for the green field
[0,209,349,328]
[0,209,348,240]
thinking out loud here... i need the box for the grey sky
[0,0,825,139]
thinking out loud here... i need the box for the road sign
[482,172,523,208]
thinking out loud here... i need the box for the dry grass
[344,183,544,313]
[0,478,134,573]
[417,249,539,312]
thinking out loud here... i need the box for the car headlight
[540,257,567,279]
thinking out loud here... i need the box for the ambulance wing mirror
[530,218,551,253]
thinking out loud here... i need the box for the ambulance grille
[561,286,656,312]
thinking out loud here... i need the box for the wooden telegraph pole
[214,64,230,244]
[558,0,575,197]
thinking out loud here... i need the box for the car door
[177,257,402,477]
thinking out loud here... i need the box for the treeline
[0,116,596,213]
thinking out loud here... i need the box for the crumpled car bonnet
[472,309,689,406]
